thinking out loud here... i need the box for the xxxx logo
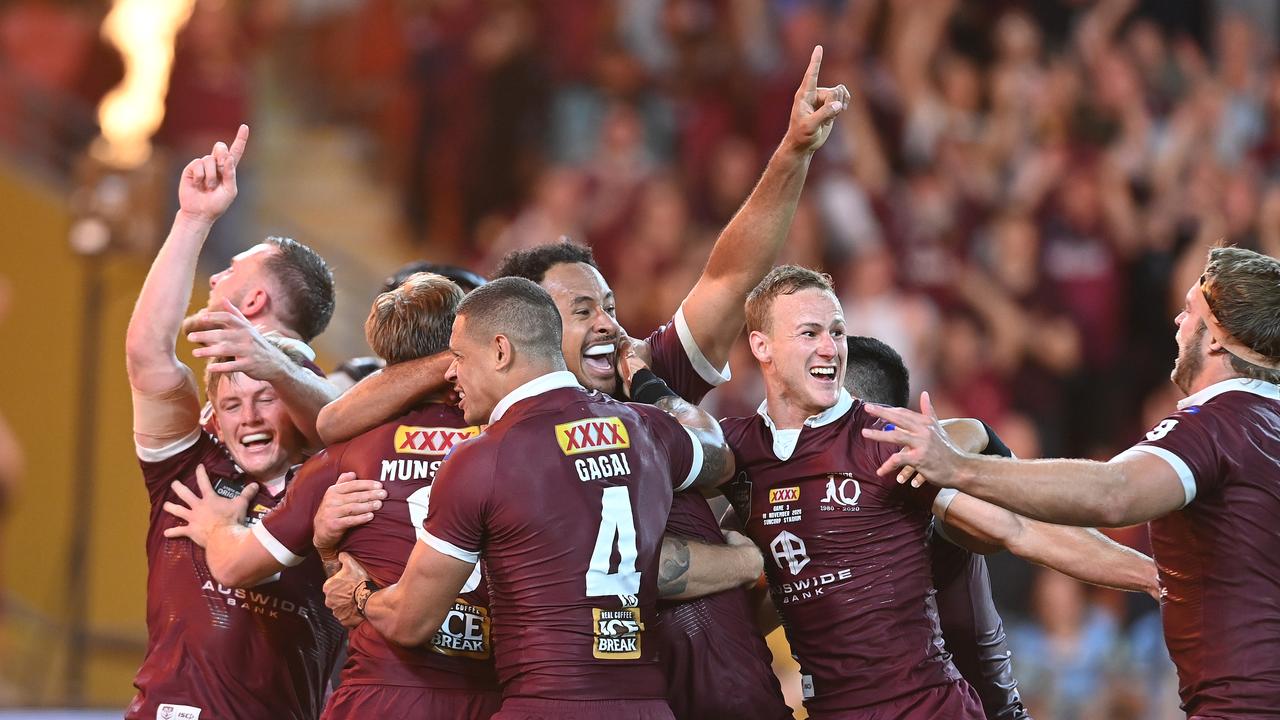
[556,417,630,455]
[394,426,480,455]
[769,486,800,503]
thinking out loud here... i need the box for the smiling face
[539,262,622,395]
[751,287,847,422]
[207,373,306,480]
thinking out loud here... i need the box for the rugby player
[124,131,343,718]
[179,127,339,444]
[315,46,851,719]
[719,266,1158,719]
[844,335,1028,720]
[324,277,734,719]
[164,273,501,719]
[863,246,1280,718]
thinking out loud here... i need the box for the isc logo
[394,425,480,455]
[556,417,630,455]
[769,487,800,503]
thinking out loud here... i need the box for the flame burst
[93,0,197,168]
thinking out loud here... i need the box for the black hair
[844,336,911,407]
[382,261,487,294]
[493,240,597,284]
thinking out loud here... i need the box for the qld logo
[821,473,861,510]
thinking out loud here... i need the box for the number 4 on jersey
[586,486,641,596]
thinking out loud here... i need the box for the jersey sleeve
[633,404,703,492]
[1121,405,1225,506]
[136,430,223,504]
[643,306,731,404]
[420,440,496,564]
[253,448,341,567]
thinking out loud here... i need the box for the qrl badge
[431,600,491,659]
[592,607,643,659]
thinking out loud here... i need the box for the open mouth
[582,342,617,378]
[239,432,273,450]
[809,366,836,382]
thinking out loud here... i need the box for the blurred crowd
[6,0,1280,717]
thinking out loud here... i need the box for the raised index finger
[801,45,823,96]
[228,124,250,166]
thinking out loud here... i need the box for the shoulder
[718,414,759,443]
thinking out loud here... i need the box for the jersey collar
[1177,376,1280,409]
[756,389,855,460]
[490,370,583,424]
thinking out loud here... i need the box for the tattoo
[657,535,692,598]
[653,395,692,416]
[696,441,731,489]
[318,546,341,578]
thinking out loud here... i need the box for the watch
[353,579,380,617]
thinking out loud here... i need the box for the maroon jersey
[645,312,790,719]
[721,391,982,718]
[127,431,344,720]
[422,371,702,701]
[1124,378,1280,717]
[255,403,498,692]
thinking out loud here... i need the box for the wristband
[980,421,1013,458]
[353,579,380,617]
[629,368,679,405]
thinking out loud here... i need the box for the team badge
[431,599,491,659]
[591,607,643,659]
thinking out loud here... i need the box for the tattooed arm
[657,531,764,600]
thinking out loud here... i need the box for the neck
[250,313,301,341]
[1181,357,1241,398]
[498,362,565,398]
[763,382,829,430]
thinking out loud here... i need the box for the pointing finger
[228,124,249,166]
[800,45,823,97]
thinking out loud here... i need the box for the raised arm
[126,126,248,446]
[678,46,848,369]
[316,353,454,445]
[937,493,1160,597]
[863,393,1188,527]
[657,530,764,600]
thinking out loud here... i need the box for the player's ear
[240,286,268,318]
[748,330,770,364]
[493,334,514,371]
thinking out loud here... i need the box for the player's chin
[582,373,618,397]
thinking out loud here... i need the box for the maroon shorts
[321,684,501,720]
[493,698,674,720]
[806,680,984,720]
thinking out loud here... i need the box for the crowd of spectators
[5,0,1280,716]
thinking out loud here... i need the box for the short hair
[365,272,463,365]
[493,240,597,283]
[382,261,487,294]
[456,277,564,360]
[844,336,911,407]
[744,265,835,334]
[1202,246,1280,381]
[262,236,336,342]
[205,333,308,403]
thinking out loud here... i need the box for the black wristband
[353,579,380,617]
[629,368,679,405]
[980,421,1013,458]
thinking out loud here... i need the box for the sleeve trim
[932,488,959,519]
[250,522,307,567]
[674,306,732,387]
[674,424,704,493]
[135,429,202,463]
[1123,447,1197,507]
[421,530,481,564]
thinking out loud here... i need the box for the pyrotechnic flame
[93,0,197,168]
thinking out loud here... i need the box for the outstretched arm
[316,353,454,445]
[679,46,849,369]
[126,126,249,447]
[863,393,1188,527]
[937,493,1160,597]
[657,530,764,600]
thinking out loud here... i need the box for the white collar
[274,336,317,361]
[1177,376,1280,410]
[490,370,583,424]
[757,388,855,431]
[756,389,855,461]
